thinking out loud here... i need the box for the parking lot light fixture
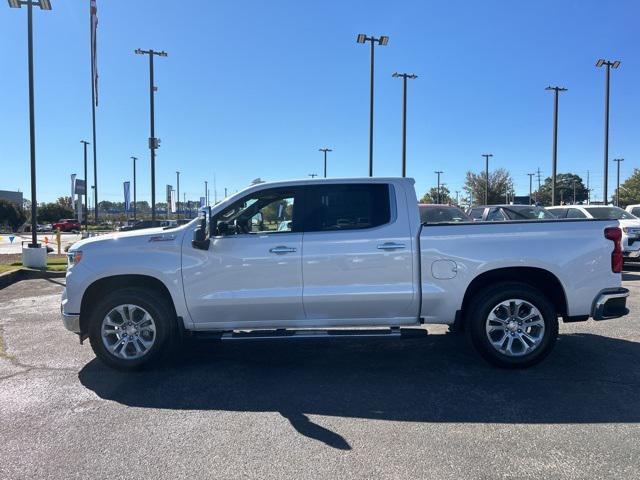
[596,59,621,205]
[318,148,332,178]
[135,48,168,224]
[481,154,493,205]
[545,86,567,206]
[392,72,417,177]
[356,33,389,176]
[8,0,53,249]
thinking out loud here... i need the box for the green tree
[57,196,72,208]
[617,168,640,207]
[38,202,74,223]
[534,173,588,206]
[420,185,452,204]
[0,199,27,232]
[464,168,514,205]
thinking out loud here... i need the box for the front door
[181,186,305,328]
[300,183,416,324]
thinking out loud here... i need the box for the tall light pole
[356,33,389,177]
[318,148,332,178]
[80,141,90,230]
[176,171,180,219]
[545,86,567,206]
[135,48,167,225]
[482,154,493,205]
[204,180,208,206]
[130,156,137,220]
[455,190,459,205]
[613,158,624,206]
[434,171,443,204]
[596,59,621,205]
[527,173,535,205]
[392,72,417,177]
[8,0,52,248]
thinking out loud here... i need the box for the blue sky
[1,0,638,204]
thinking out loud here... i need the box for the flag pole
[90,0,98,224]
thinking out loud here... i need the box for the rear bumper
[592,288,629,320]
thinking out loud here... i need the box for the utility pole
[176,171,180,219]
[481,154,492,205]
[356,34,389,177]
[572,180,576,204]
[204,181,208,206]
[80,141,90,230]
[392,72,417,177]
[434,171,443,203]
[587,170,590,204]
[527,173,535,205]
[614,158,624,206]
[318,148,332,178]
[545,86,567,206]
[135,48,167,225]
[596,59,621,205]
[455,190,459,205]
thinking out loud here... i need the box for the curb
[0,268,66,291]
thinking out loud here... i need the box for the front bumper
[61,287,81,333]
[592,288,630,320]
[61,309,81,333]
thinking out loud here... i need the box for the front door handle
[269,246,297,254]
[377,242,406,250]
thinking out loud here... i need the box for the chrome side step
[220,327,403,341]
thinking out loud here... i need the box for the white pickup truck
[61,178,629,370]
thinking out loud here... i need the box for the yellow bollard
[56,229,61,254]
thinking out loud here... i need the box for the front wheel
[466,282,558,369]
[88,287,176,370]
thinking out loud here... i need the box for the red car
[53,218,81,232]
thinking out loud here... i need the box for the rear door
[300,182,416,324]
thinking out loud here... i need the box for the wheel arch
[459,267,568,326]
[79,274,177,336]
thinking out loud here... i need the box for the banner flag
[123,181,131,213]
[170,189,177,213]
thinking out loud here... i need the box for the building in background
[0,190,24,206]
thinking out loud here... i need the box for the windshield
[503,206,556,220]
[585,207,635,220]
[420,206,471,223]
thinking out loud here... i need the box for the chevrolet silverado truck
[61,178,629,370]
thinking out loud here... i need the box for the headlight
[67,250,83,266]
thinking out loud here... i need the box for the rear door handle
[269,246,297,254]
[377,242,406,250]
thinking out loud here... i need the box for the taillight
[605,227,622,273]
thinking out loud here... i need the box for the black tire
[465,282,558,369]
[88,287,177,370]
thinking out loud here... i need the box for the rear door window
[468,208,484,220]
[486,208,506,221]
[303,184,391,232]
[566,208,587,219]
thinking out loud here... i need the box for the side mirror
[192,208,211,250]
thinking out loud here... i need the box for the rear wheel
[466,282,558,368]
[88,287,176,370]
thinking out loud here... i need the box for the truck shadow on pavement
[79,331,640,450]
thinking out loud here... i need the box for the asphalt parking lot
[1,273,640,479]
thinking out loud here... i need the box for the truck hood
[618,219,640,228]
[69,227,183,251]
